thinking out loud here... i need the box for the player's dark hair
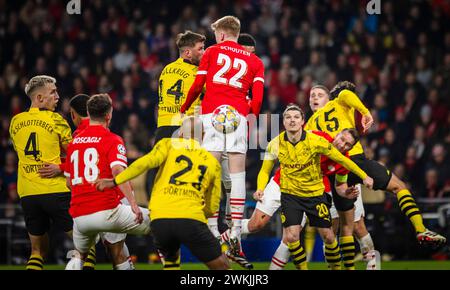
[69,94,90,117]
[342,128,360,144]
[238,33,256,48]
[176,31,206,54]
[330,81,356,100]
[283,103,304,120]
[87,94,112,121]
[311,85,330,97]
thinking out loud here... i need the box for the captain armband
[335,174,348,183]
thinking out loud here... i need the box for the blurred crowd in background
[0,0,449,262]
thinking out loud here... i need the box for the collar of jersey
[284,130,306,146]
[181,58,194,65]
[29,107,50,112]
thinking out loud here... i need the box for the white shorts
[73,204,150,254]
[200,112,248,154]
[256,177,281,217]
[329,184,365,222]
[99,197,150,245]
[256,177,307,227]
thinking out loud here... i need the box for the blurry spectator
[415,56,433,89]
[418,104,438,139]
[0,150,18,217]
[301,50,330,83]
[290,36,310,71]
[410,125,428,161]
[377,128,402,165]
[124,113,150,152]
[426,143,450,186]
[113,42,135,73]
[420,168,443,198]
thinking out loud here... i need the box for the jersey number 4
[159,79,184,105]
[170,155,207,191]
[24,132,41,161]
[213,53,247,89]
[70,148,99,185]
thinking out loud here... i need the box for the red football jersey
[272,131,349,193]
[59,118,90,174]
[182,40,265,116]
[65,125,128,218]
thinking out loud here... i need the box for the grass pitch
[0,261,450,270]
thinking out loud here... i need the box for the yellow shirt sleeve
[115,139,170,185]
[257,139,277,191]
[316,136,368,180]
[203,161,222,218]
[53,113,72,145]
[335,89,370,116]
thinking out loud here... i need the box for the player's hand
[362,176,374,190]
[95,178,115,191]
[253,190,264,201]
[361,113,374,133]
[131,203,143,224]
[343,186,359,199]
[38,163,62,178]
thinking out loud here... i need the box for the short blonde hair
[25,75,56,98]
[211,16,240,37]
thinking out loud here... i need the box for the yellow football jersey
[257,130,367,198]
[115,138,221,223]
[304,89,370,156]
[9,108,72,197]
[157,58,202,127]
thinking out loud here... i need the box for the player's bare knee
[389,175,406,193]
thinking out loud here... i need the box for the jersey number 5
[213,53,247,89]
[70,148,99,185]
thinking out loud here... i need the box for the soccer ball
[211,105,241,134]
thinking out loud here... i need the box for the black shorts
[329,174,356,212]
[20,192,73,236]
[154,126,180,144]
[347,154,392,190]
[280,193,332,228]
[334,154,393,212]
[150,218,222,264]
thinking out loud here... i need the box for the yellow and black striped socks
[26,254,44,270]
[83,246,96,270]
[339,236,355,270]
[324,239,341,270]
[397,189,426,233]
[304,225,316,261]
[163,255,181,270]
[288,241,308,270]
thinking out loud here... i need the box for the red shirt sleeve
[180,48,210,113]
[249,58,265,116]
[107,136,128,169]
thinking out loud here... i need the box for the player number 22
[70,148,99,185]
[213,53,247,88]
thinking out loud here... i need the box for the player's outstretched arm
[334,175,359,199]
[336,89,373,132]
[322,141,373,189]
[111,165,143,224]
[256,158,275,197]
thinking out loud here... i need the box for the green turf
[1,261,450,270]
